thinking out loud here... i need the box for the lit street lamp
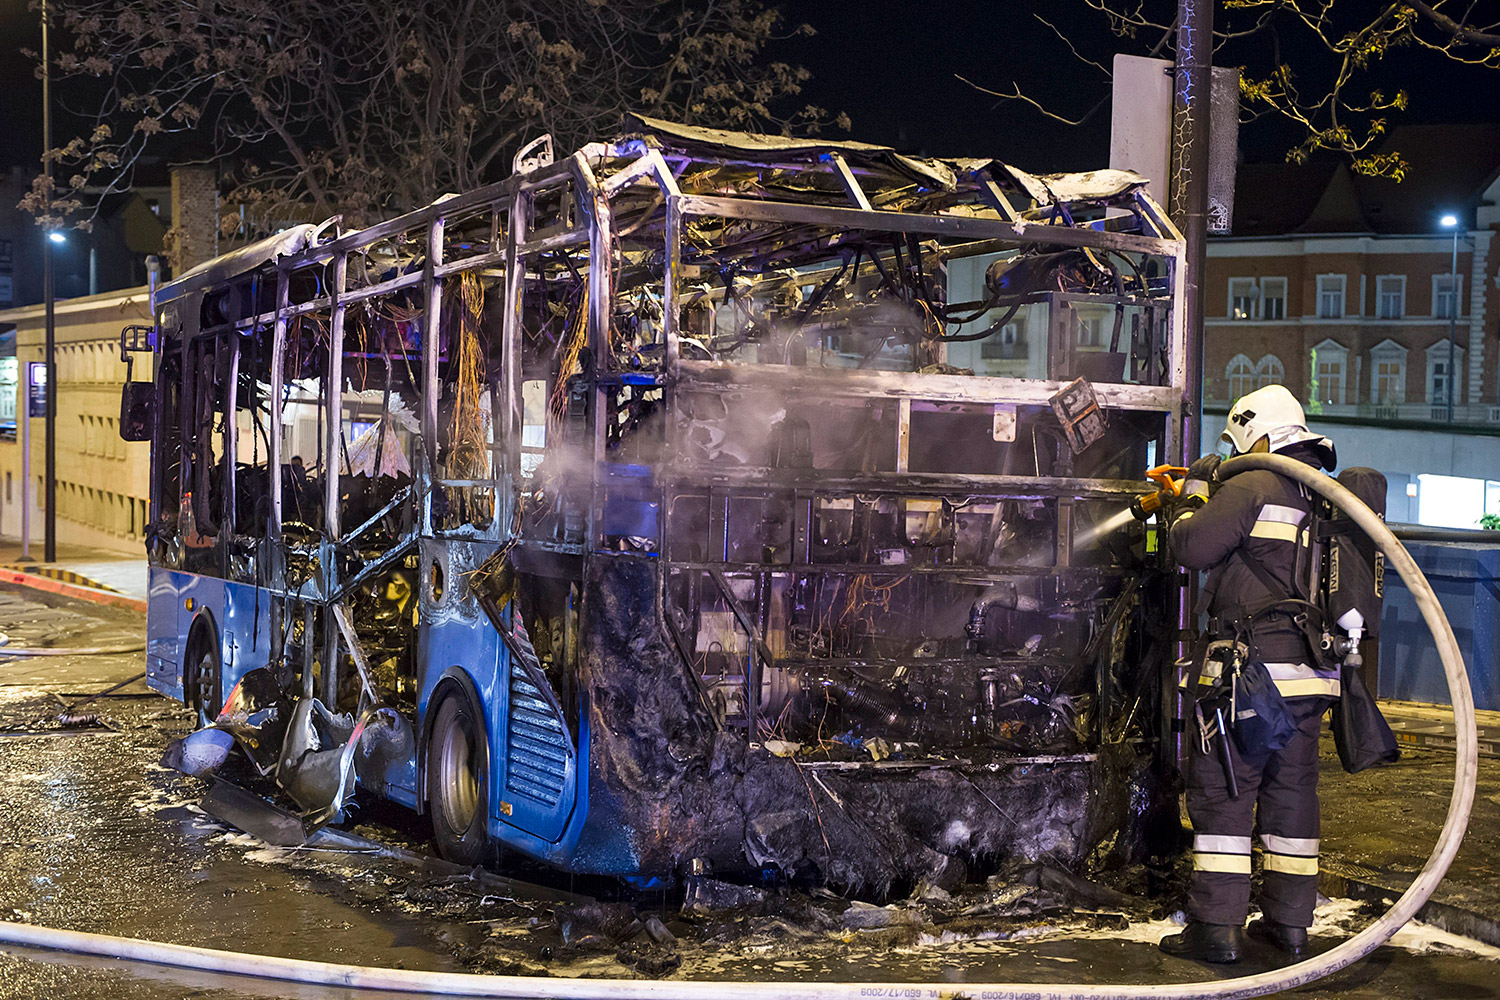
[1441,213,1461,424]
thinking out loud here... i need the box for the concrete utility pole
[1172,0,1212,463]
[41,0,57,562]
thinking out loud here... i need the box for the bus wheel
[427,692,489,866]
[186,634,222,727]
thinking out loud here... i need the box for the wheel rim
[194,650,217,725]
[437,714,479,833]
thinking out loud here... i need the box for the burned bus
[123,118,1189,894]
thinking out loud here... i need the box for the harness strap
[1224,547,1327,665]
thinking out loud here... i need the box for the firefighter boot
[1247,917,1307,959]
[1159,921,1244,963]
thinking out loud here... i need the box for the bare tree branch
[1407,0,1500,47]
[954,74,1095,126]
[1035,14,1113,76]
[989,0,1500,182]
[26,0,843,244]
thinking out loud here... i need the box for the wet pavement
[0,582,1496,999]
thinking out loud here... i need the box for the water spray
[1076,465,1187,548]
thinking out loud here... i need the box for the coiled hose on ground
[0,452,1477,999]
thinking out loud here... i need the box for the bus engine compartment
[137,117,1190,897]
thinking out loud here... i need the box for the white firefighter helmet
[1219,384,1337,467]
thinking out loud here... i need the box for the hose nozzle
[1130,465,1188,521]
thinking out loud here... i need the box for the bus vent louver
[506,661,568,805]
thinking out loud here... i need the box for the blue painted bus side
[150,561,623,869]
[145,567,274,705]
[417,603,598,863]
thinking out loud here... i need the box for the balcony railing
[1210,395,1500,429]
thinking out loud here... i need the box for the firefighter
[1158,384,1340,964]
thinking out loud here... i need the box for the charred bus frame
[127,120,1190,889]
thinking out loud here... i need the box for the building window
[1261,277,1287,320]
[1229,278,1258,320]
[1227,353,1256,399]
[1370,340,1408,406]
[1317,361,1341,404]
[1434,274,1464,319]
[1376,361,1403,404]
[1376,276,1405,319]
[1426,340,1465,406]
[1317,274,1346,319]
[1431,360,1452,405]
[1313,339,1348,406]
[1255,354,1284,389]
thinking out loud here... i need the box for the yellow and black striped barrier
[0,565,120,594]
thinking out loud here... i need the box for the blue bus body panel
[149,568,632,875]
[218,579,276,693]
[417,606,586,858]
[145,566,187,699]
[144,567,274,706]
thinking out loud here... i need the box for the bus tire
[427,691,490,866]
[184,624,222,727]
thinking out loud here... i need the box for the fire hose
[0,453,1477,999]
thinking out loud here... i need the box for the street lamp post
[41,0,56,562]
[1441,213,1460,424]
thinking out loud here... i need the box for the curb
[0,563,120,593]
[0,568,148,613]
[1320,864,1500,948]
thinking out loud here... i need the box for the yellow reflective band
[1176,509,1196,523]
[1249,521,1300,542]
[1273,677,1342,699]
[1264,853,1319,876]
[1194,852,1253,874]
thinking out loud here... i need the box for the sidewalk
[1319,702,1500,945]
[0,539,147,604]
[1380,699,1500,758]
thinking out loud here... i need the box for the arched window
[1255,354,1284,389]
[1370,339,1407,406]
[1426,339,1465,407]
[1312,339,1348,407]
[1226,353,1255,399]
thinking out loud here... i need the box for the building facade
[0,289,153,554]
[1205,229,1494,420]
[1202,128,1500,526]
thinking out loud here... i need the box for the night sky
[1,2,1498,175]
[784,0,1500,171]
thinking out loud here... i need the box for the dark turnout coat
[1169,449,1340,699]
